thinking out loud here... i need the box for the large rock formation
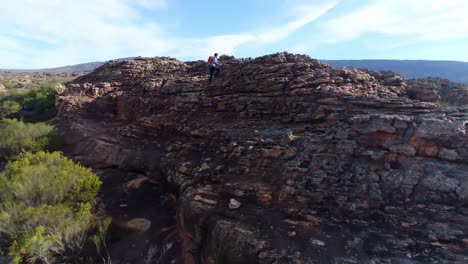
[56,53,467,264]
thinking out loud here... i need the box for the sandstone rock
[437,148,459,161]
[406,79,440,102]
[126,218,151,232]
[228,198,241,209]
[414,118,464,138]
[198,162,211,172]
[428,223,464,241]
[421,171,459,193]
[178,162,193,175]
[56,52,468,264]
[309,239,326,247]
[193,195,217,205]
[411,138,439,157]
[407,77,468,105]
[256,190,272,206]
[362,118,396,134]
[262,148,283,159]
[455,183,468,200]
[389,144,416,156]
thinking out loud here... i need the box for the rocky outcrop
[56,53,467,264]
[407,77,468,105]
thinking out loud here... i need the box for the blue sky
[1,0,467,68]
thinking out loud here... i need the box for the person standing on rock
[208,53,220,82]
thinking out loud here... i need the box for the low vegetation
[0,78,111,263]
[436,100,447,108]
[0,80,65,122]
[2,80,21,90]
[0,118,59,160]
[0,151,102,263]
[0,101,21,118]
[0,72,78,91]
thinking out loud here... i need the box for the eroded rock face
[56,53,468,264]
[407,77,468,105]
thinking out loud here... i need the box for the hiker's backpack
[207,56,214,65]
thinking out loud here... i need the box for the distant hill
[0,61,105,74]
[0,57,134,74]
[322,60,468,85]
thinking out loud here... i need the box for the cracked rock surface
[56,53,467,264]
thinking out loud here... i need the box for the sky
[1,0,468,68]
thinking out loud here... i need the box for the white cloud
[319,0,468,43]
[193,1,339,59]
[181,0,340,58]
[256,1,340,43]
[0,0,168,68]
[0,0,337,68]
[287,0,468,55]
[2,0,467,68]
[132,0,168,10]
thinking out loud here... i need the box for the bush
[0,119,58,160]
[3,80,65,122]
[0,101,21,118]
[7,226,57,264]
[0,151,102,263]
[436,100,448,108]
[2,80,20,90]
[0,151,101,206]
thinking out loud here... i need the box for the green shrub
[0,151,101,207]
[0,101,21,118]
[0,151,102,263]
[8,226,57,264]
[0,119,57,160]
[2,80,20,90]
[3,80,65,122]
[0,89,25,99]
[436,100,448,108]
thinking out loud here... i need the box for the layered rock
[56,53,467,264]
[407,77,468,105]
